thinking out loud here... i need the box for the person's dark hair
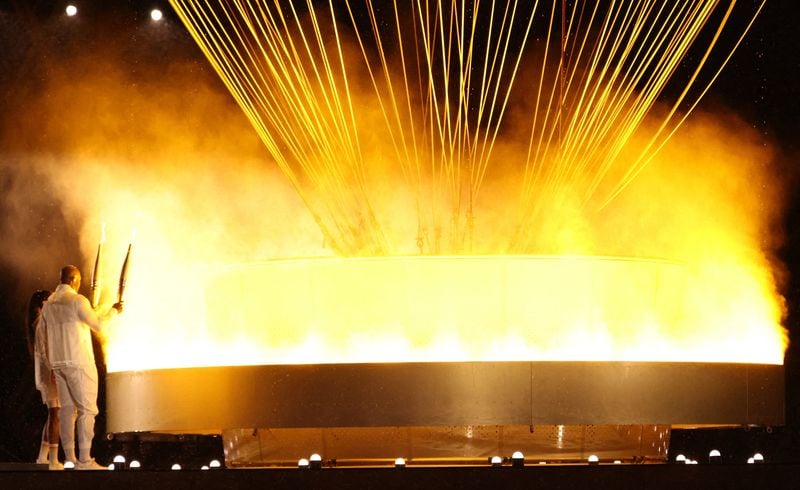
[25,290,51,359]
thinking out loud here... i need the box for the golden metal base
[107,361,783,465]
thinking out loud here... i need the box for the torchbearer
[41,265,123,469]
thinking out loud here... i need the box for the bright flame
[104,254,786,372]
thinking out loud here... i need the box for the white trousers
[53,365,99,451]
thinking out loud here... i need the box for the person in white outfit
[40,265,122,470]
[27,289,63,470]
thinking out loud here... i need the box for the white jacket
[41,284,115,369]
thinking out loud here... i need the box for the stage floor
[0,463,796,490]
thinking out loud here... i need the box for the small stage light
[309,453,323,469]
[171,463,182,470]
[113,454,127,470]
[613,460,622,464]
[201,465,209,470]
[394,457,406,468]
[752,453,764,464]
[747,457,754,464]
[490,456,502,467]
[511,451,524,468]
[675,454,686,463]
[151,9,163,21]
[538,461,547,465]
[298,458,310,468]
[129,460,141,469]
[588,455,599,465]
[66,5,77,16]
[708,449,721,464]
[64,461,75,470]
[108,463,115,471]
[209,459,222,469]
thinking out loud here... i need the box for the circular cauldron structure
[106,256,784,465]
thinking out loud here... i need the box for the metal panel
[107,362,783,433]
[530,362,755,425]
[747,364,785,426]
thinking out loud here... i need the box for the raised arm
[75,295,119,334]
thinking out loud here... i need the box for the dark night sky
[0,0,798,463]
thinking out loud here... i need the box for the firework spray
[89,223,105,309]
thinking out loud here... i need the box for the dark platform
[0,464,796,490]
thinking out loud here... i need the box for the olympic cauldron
[106,255,784,466]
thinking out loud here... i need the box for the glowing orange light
[103,255,786,373]
[30,1,780,374]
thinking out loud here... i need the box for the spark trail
[168,0,764,256]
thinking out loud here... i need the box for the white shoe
[49,460,64,470]
[76,458,106,470]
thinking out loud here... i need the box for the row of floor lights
[73,451,770,469]
[94,455,224,470]
[297,453,323,469]
[64,5,165,22]
[674,451,765,464]
[296,452,529,469]
[169,459,222,470]
[491,452,612,467]
[488,452,527,468]
[297,454,407,469]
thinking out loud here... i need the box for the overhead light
[66,5,77,16]
[151,9,163,22]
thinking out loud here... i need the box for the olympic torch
[117,229,135,304]
[89,224,105,309]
